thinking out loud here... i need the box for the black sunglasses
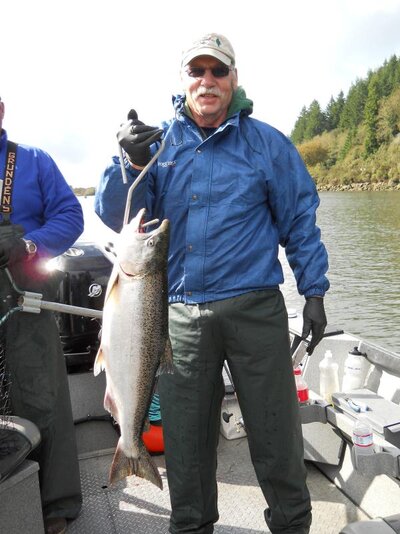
[185,65,232,79]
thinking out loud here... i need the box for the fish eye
[147,238,155,247]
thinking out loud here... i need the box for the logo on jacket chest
[158,160,177,168]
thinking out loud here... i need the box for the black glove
[301,297,327,355]
[117,109,163,167]
[0,232,26,268]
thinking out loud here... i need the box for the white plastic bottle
[352,416,374,455]
[342,347,369,392]
[319,350,339,403]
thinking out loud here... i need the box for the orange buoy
[142,423,164,454]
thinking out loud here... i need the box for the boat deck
[67,433,367,534]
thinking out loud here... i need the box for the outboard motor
[52,242,113,372]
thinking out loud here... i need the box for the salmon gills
[94,208,173,489]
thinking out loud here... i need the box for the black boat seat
[0,416,41,483]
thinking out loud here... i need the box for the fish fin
[135,440,163,489]
[104,390,119,423]
[93,347,105,377]
[143,418,151,433]
[104,266,120,304]
[157,337,174,375]
[109,439,162,490]
[109,440,134,484]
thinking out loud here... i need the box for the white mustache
[195,87,222,97]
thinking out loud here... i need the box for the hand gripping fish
[94,208,173,489]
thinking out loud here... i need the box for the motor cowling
[53,242,113,372]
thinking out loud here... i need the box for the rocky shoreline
[75,182,400,196]
[317,181,400,192]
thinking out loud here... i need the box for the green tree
[377,55,399,97]
[339,128,356,160]
[325,91,345,131]
[377,86,400,142]
[291,106,308,144]
[339,79,368,130]
[304,100,326,140]
[364,74,380,155]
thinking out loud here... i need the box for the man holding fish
[95,33,329,534]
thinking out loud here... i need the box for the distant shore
[73,182,400,196]
[73,187,95,197]
[317,181,400,192]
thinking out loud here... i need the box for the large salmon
[94,208,173,489]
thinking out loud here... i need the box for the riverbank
[74,182,400,196]
[317,181,400,192]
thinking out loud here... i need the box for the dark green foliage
[304,100,326,140]
[376,55,400,97]
[290,54,400,187]
[339,128,356,160]
[291,101,327,143]
[364,74,380,156]
[325,92,345,130]
[339,78,369,130]
[290,54,400,144]
[377,87,400,142]
[291,106,308,144]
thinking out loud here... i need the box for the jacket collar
[168,89,253,147]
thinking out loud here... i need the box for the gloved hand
[0,234,26,268]
[117,109,163,167]
[301,297,327,355]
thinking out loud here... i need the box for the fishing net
[0,265,16,428]
[0,328,11,425]
[0,310,33,483]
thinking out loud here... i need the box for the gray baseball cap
[181,33,235,67]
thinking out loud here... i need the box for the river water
[80,191,400,354]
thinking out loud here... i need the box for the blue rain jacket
[0,129,83,257]
[95,94,329,303]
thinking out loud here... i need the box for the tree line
[290,54,400,189]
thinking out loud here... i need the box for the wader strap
[1,141,18,224]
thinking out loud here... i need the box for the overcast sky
[2,0,400,188]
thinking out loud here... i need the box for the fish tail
[135,441,163,489]
[109,438,163,490]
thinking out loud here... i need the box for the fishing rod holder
[16,291,103,319]
[3,267,103,320]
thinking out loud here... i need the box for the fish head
[115,208,170,277]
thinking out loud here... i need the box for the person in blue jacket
[95,33,329,534]
[0,96,83,534]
